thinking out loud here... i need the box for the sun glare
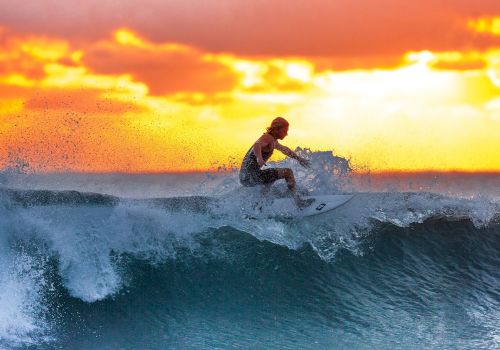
[468,17,500,36]
[114,28,147,47]
[282,61,314,83]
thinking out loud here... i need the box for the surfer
[239,117,314,208]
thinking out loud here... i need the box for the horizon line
[6,169,500,175]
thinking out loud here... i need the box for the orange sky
[0,1,500,172]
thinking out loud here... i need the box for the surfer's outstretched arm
[275,143,310,168]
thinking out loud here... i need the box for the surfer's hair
[266,117,289,133]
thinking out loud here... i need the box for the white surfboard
[269,194,354,218]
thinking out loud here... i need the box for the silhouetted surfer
[239,117,314,208]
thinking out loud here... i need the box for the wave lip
[3,188,119,207]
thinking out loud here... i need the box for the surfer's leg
[276,168,296,191]
[277,168,313,208]
[259,169,279,199]
[277,168,300,201]
[260,169,281,186]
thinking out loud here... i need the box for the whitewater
[0,150,499,349]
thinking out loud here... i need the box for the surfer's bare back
[239,117,313,208]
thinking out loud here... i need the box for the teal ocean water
[0,152,499,349]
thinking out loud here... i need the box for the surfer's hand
[258,158,266,167]
[298,157,310,168]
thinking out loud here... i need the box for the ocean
[0,151,499,349]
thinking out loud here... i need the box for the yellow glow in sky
[468,17,500,36]
[0,28,499,172]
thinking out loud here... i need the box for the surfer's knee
[278,168,296,190]
[278,168,294,179]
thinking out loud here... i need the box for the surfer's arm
[275,143,310,168]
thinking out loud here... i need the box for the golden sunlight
[468,17,500,36]
[1,28,499,172]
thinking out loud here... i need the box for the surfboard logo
[315,203,326,211]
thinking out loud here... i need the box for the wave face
[0,154,499,349]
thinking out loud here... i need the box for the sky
[0,0,499,172]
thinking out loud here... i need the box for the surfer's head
[267,117,289,140]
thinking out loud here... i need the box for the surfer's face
[278,126,288,140]
[276,126,288,140]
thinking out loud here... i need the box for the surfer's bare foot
[296,197,315,209]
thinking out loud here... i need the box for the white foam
[0,206,52,347]
[16,201,218,303]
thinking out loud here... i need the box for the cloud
[221,58,314,92]
[0,29,50,81]
[82,30,238,95]
[1,0,499,61]
[77,29,315,97]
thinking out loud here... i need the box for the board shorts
[239,167,280,187]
